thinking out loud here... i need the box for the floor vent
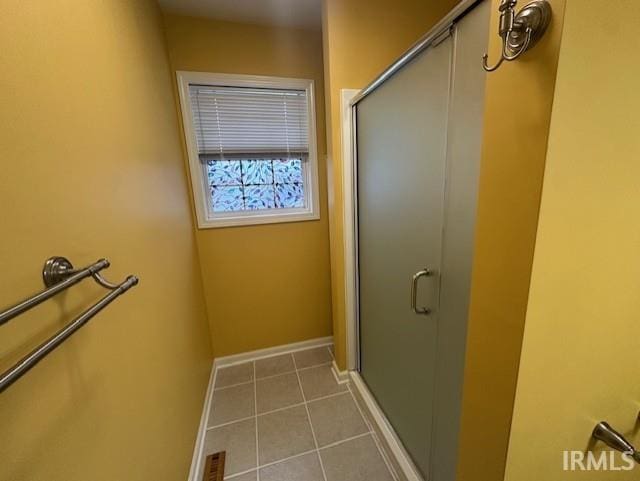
[202,451,225,481]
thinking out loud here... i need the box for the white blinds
[189,84,309,158]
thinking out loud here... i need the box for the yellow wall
[0,2,212,480]
[504,1,640,479]
[321,0,459,369]
[456,1,566,480]
[162,15,332,357]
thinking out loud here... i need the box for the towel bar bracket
[42,256,118,290]
[43,256,78,287]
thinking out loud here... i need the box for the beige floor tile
[256,372,303,414]
[298,365,348,400]
[293,347,333,369]
[215,362,254,388]
[260,452,325,481]
[225,470,257,481]
[205,418,257,476]
[320,434,393,481]
[257,405,315,465]
[255,354,296,379]
[307,392,368,447]
[209,383,255,427]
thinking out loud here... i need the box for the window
[177,72,320,228]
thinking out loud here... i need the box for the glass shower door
[356,34,453,477]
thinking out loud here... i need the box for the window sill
[196,210,320,229]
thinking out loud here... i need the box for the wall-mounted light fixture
[482,0,552,72]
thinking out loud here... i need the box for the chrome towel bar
[0,257,110,326]
[0,256,139,393]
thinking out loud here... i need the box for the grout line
[330,363,342,385]
[327,345,335,360]
[213,379,255,391]
[256,391,347,418]
[206,414,256,431]
[302,390,351,406]
[347,384,398,481]
[207,391,353,431]
[257,447,318,470]
[253,362,260,481]
[258,401,306,417]
[296,362,333,373]
[224,468,257,480]
[215,368,299,393]
[252,432,373,472]
[254,368,297,382]
[207,346,395,480]
[317,431,372,451]
[214,361,330,392]
[216,342,334,369]
[293,353,329,481]
[371,431,400,481]
[223,428,373,476]
[347,383,373,432]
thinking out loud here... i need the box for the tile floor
[202,345,396,481]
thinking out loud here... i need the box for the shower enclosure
[351,1,490,479]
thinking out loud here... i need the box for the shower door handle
[411,268,434,315]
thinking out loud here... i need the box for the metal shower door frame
[347,0,484,372]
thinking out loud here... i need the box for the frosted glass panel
[356,3,489,479]
[357,35,453,477]
[205,158,306,212]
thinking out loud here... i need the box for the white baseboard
[331,360,350,384]
[349,371,423,481]
[188,336,333,480]
[213,336,333,369]
[187,360,217,481]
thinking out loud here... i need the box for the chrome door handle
[411,268,434,315]
[593,421,640,463]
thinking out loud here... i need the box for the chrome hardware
[1,257,110,326]
[482,0,552,72]
[592,421,640,463]
[43,256,133,291]
[351,0,480,106]
[1,256,135,326]
[0,275,138,393]
[0,256,139,392]
[411,269,434,315]
[42,256,76,287]
[42,256,121,289]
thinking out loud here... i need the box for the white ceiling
[158,0,322,29]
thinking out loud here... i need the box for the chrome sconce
[482,0,552,72]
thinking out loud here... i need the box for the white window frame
[176,71,320,229]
